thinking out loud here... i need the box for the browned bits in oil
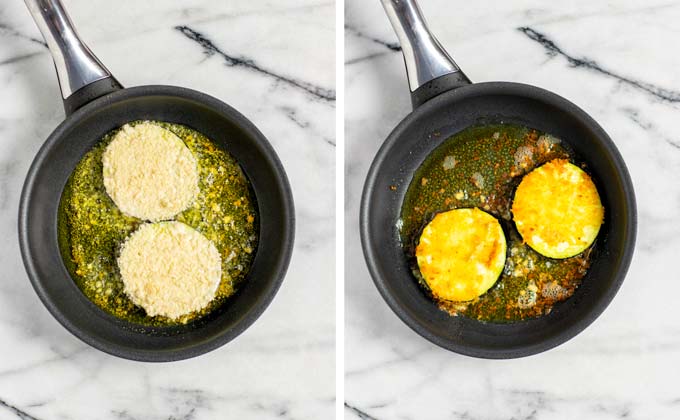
[399,124,592,322]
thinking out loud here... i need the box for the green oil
[58,121,258,326]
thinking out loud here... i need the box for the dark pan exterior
[19,85,294,362]
[360,82,636,359]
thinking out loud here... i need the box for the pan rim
[359,81,637,359]
[18,85,295,362]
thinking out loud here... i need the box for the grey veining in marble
[0,1,334,419]
[345,0,680,419]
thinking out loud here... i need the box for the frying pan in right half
[360,0,637,359]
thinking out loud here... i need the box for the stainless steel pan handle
[24,0,121,114]
[381,0,471,107]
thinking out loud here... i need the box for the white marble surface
[345,1,680,419]
[0,1,334,419]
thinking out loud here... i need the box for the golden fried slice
[512,159,604,259]
[416,208,507,302]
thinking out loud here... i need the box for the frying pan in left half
[18,0,295,362]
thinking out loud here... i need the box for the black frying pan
[18,0,294,361]
[360,0,636,358]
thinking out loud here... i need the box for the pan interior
[399,123,597,321]
[57,120,259,327]
[361,82,635,358]
[20,86,294,361]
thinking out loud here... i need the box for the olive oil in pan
[399,124,594,322]
[58,121,259,326]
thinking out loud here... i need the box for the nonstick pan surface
[19,1,294,361]
[361,0,636,358]
[361,82,636,358]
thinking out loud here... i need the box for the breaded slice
[103,122,199,221]
[118,221,222,319]
[512,159,604,259]
[416,208,507,302]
